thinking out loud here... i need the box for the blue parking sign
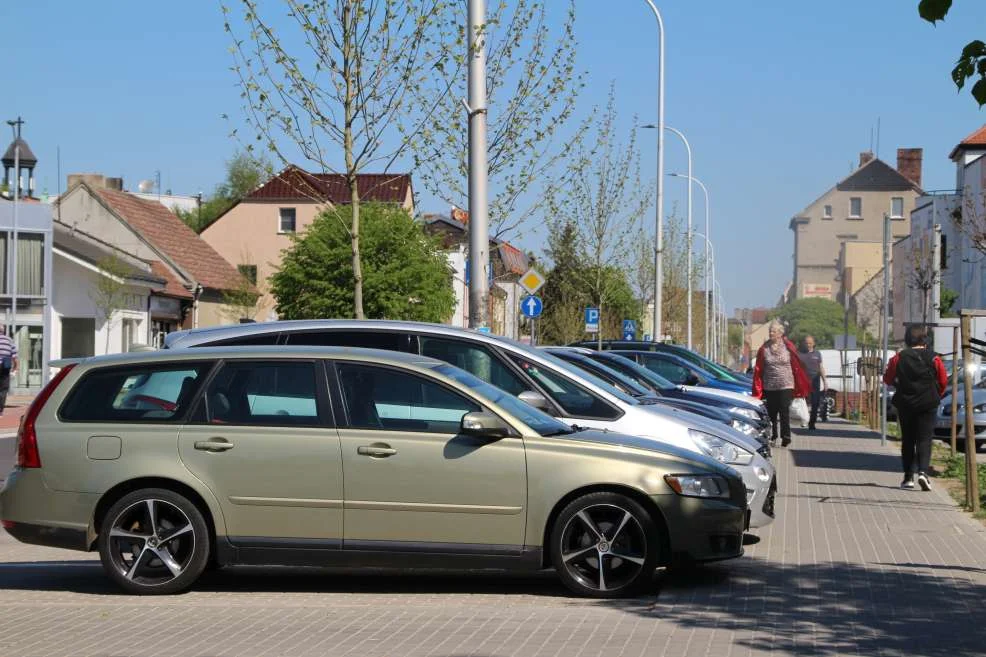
[585,307,600,333]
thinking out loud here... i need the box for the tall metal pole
[467,0,490,330]
[644,1,665,342]
[662,128,691,349]
[7,118,23,375]
[673,174,711,356]
[880,213,890,446]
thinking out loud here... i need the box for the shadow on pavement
[615,558,986,657]
[790,448,900,472]
[807,427,883,441]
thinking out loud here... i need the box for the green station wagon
[1,347,747,597]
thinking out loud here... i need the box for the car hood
[676,388,762,414]
[942,388,986,405]
[557,428,738,477]
[633,401,763,452]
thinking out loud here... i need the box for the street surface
[1,421,985,656]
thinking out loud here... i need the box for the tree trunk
[342,1,364,319]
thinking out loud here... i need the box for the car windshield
[432,363,575,436]
[591,353,677,392]
[485,335,639,405]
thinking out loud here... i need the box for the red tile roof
[148,261,194,299]
[92,187,246,292]
[245,166,411,204]
[950,124,986,158]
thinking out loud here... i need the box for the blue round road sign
[520,295,543,318]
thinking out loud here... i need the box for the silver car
[935,388,986,452]
[165,320,777,528]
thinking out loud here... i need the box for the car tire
[549,492,660,598]
[98,488,210,595]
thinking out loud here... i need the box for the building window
[849,197,862,218]
[891,197,904,219]
[122,318,141,352]
[941,234,948,270]
[278,208,296,233]
[238,264,258,285]
[823,205,833,219]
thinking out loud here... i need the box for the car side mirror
[460,411,511,439]
[517,390,550,410]
[685,373,701,386]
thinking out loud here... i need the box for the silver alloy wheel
[107,498,196,586]
[559,503,647,593]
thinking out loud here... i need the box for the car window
[432,363,573,436]
[593,354,676,392]
[419,336,530,395]
[553,353,651,397]
[641,356,691,384]
[195,361,321,426]
[509,356,621,420]
[60,362,213,423]
[207,333,282,346]
[337,363,480,434]
[283,330,412,352]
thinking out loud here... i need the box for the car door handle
[357,444,397,457]
[194,439,234,452]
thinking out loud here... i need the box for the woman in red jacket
[752,321,812,447]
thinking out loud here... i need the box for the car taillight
[16,364,76,469]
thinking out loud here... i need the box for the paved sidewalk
[0,421,985,656]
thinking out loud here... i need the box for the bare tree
[405,0,587,240]
[547,87,649,349]
[90,256,132,353]
[223,0,447,319]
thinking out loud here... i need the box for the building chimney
[897,148,923,188]
[859,151,875,168]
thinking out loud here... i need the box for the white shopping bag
[790,397,809,424]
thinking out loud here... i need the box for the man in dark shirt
[799,335,827,430]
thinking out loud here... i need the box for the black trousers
[809,389,827,427]
[898,407,935,476]
[765,389,793,441]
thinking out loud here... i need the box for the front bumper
[738,454,776,529]
[934,415,986,439]
[656,495,746,563]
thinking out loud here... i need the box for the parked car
[609,350,752,395]
[572,349,767,422]
[544,347,769,446]
[935,389,986,452]
[164,320,777,528]
[1,347,748,597]
[575,340,752,386]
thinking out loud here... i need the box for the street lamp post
[645,126,691,349]
[692,230,716,357]
[670,173,711,358]
[642,1,665,342]
[466,0,490,330]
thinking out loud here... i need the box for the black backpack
[891,348,941,413]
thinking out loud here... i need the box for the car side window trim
[507,355,624,422]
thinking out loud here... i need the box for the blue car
[576,340,752,387]
[614,350,752,395]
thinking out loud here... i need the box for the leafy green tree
[768,298,869,349]
[919,1,986,105]
[176,151,272,232]
[941,284,959,317]
[270,204,454,322]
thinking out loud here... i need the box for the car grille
[762,477,777,518]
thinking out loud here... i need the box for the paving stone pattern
[0,421,985,656]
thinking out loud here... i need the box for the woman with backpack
[883,326,948,491]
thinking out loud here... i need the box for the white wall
[51,253,151,359]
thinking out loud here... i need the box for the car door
[637,354,698,386]
[333,361,527,553]
[178,359,344,546]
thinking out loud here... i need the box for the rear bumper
[1,469,98,551]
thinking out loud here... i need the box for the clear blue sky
[5,0,986,313]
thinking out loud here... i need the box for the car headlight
[730,407,759,420]
[974,404,986,413]
[689,429,754,466]
[730,419,758,436]
[664,474,731,499]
